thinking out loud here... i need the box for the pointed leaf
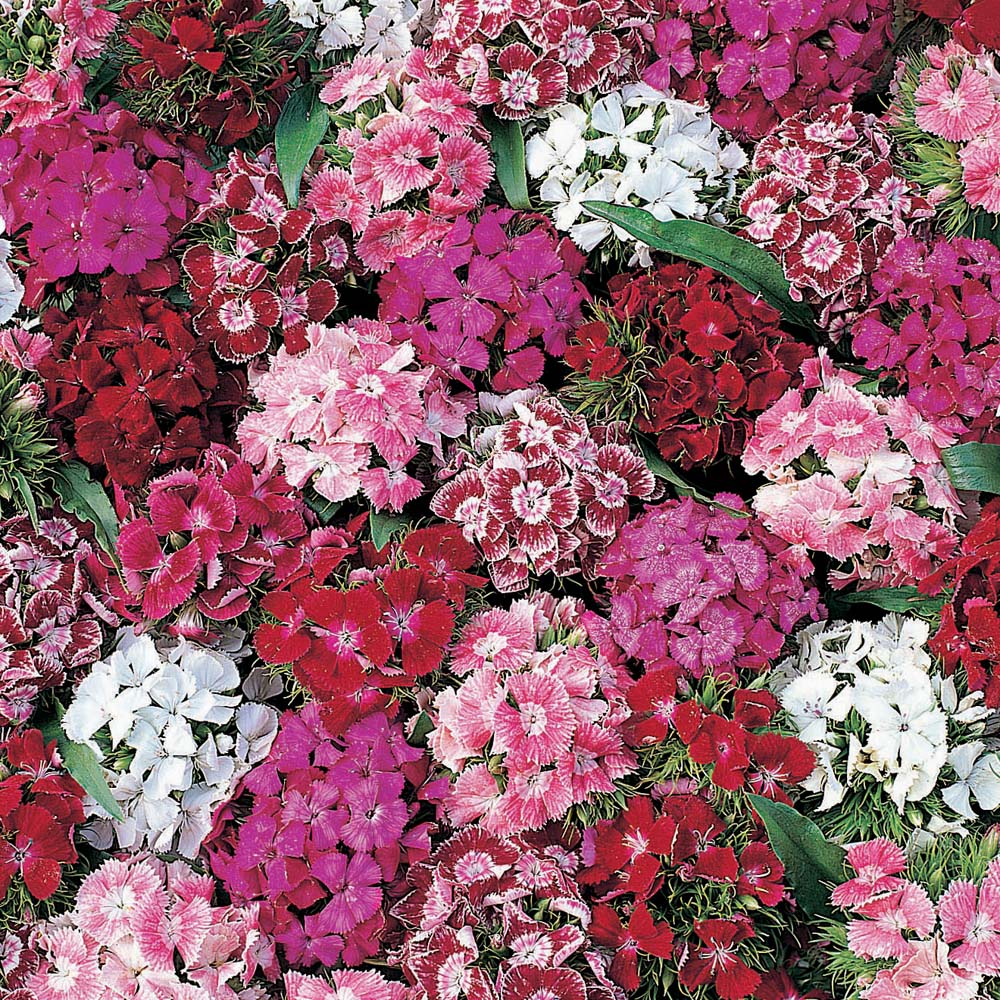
[369,510,408,551]
[581,202,815,330]
[303,486,341,526]
[52,460,119,557]
[748,793,845,916]
[40,703,124,822]
[275,85,329,207]
[639,437,748,518]
[942,442,1000,494]
[828,585,944,619]
[482,110,531,210]
[11,468,38,528]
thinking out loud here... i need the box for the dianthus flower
[237,318,470,511]
[829,840,1000,997]
[566,262,814,468]
[642,0,893,140]
[277,0,421,59]
[254,525,484,732]
[378,207,589,390]
[0,514,116,728]
[743,352,961,590]
[428,593,635,835]
[0,103,212,306]
[205,704,435,972]
[585,493,821,678]
[37,291,242,487]
[182,147,342,361]
[118,0,303,146]
[886,40,1000,235]
[61,628,279,858]
[431,396,655,592]
[116,443,311,626]
[772,615,993,826]
[319,50,493,272]
[525,85,746,265]
[394,825,617,998]
[0,0,117,127]
[739,106,934,334]
[0,729,85,907]
[922,497,1000,707]
[28,853,262,1000]
[852,235,1000,442]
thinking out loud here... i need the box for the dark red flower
[0,804,76,901]
[591,902,675,991]
[679,918,761,1000]
[737,842,785,906]
[687,716,751,791]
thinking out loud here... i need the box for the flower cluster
[426,0,651,119]
[278,0,424,59]
[0,729,85,908]
[0,0,117,128]
[430,594,635,835]
[743,354,962,590]
[0,514,113,728]
[0,104,213,306]
[393,826,619,1000]
[318,52,494,271]
[431,396,656,592]
[852,235,1000,442]
[117,443,310,627]
[118,0,303,146]
[182,147,342,361]
[643,0,893,141]
[37,292,242,487]
[378,207,588,389]
[525,85,746,263]
[922,497,1000,707]
[205,704,433,971]
[831,839,1000,998]
[566,261,814,468]
[887,39,1000,235]
[773,616,996,837]
[589,495,822,677]
[237,318,470,511]
[253,523,483,729]
[62,629,279,857]
[740,106,934,332]
[27,853,262,1000]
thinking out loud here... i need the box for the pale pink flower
[29,928,102,1000]
[450,605,536,676]
[914,65,999,142]
[304,167,370,232]
[960,137,1000,214]
[847,883,936,960]
[493,671,577,764]
[75,857,162,947]
[832,839,908,908]
[448,761,503,826]
[809,386,886,461]
[939,878,1000,975]
[321,55,391,112]
[742,388,815,473]
[494,760,574,834]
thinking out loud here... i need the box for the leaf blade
[275,85,328,208]
[748,793,844,916]
[52,460,120,557]
[369,510,408,551]
[828,585,944,619]
[942,442,1000,494]
[581,202,815,330]
[483,110,531,210]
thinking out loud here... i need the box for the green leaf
[581,203,816,330]
[942,442,1000,494]
[369,510,408,550]
[275,85,328,207]
[638,437,748,518]
[10,469,38,529]
[303,487,342,526]
[52,460,119,557]
[40,703,124,822]
[828,585,944,619]
[410,711,434,747]
[482,110,531,210]
[748,793,845,916]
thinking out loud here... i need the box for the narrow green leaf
[828,585,944,619]
[275,85,328,207]
[581,202,816,330]
[40,703,125,822]
[638,437,748,518]
[748,793,845,916]
[52,460,119,557]
[942,442,1000,494]
[11,469,38,528]
[369,510,407,550]
[410,711,434,747]
[303,487,341,526]
[482,110,531,210]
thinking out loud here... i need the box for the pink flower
[961,138,1000,214]
[847,883,936,960]
[28,928,101,1000]
[914,65,999,142]
[353,119,440,207]
[938,874,1000,975]
[832,839,908,908]
[717,38,794,102]
[74,858,161,947]
[809,387,886,460]
[726,0,804,39]
[493,672,576,764]
[305,167,370,232]
[320,55,390,112]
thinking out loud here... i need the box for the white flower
[359,0,415,58]
[800,744,845,811]
[943,742,1000,820]
[62,663,151,751]
[236,702,280,765]
[128,719,195,800]
[175,784,225,859]
[526,110,588,183]
[778,670,852,744]
[317,0,365,52]
[0,222,23,325]
[632,152,705,221]
[588,93,654,159]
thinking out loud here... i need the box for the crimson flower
[737,843,785,907]
[591,902,675,991]
[0,804,76,900]
[679,918,761,1000]
[686,716,751,791]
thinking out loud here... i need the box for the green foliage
[827,585,945,622]
[275,85,330,207]
[0,2,62,80]
[580,203,816,330]
[942,441,1000,494]
[369,509,409,550]
[482,110,531,210]
[0,365,59,525]
[51,460,120,558]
